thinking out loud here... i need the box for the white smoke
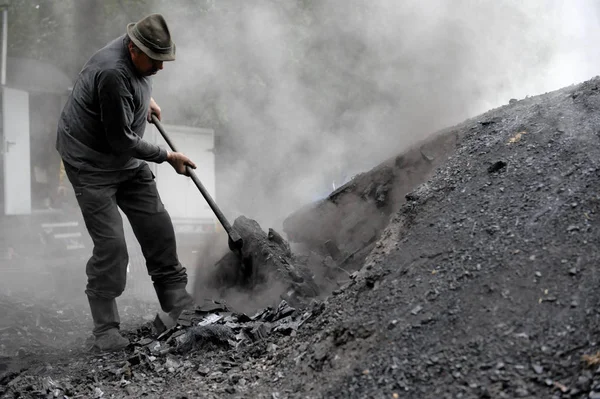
[147,0,600,228]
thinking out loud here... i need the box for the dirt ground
[3,77,600,398]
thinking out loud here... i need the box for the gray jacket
[56,35,167,171]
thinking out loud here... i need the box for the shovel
[150,114,243,253]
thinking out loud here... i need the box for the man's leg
[63,162,130,350]
[116,163,194,318]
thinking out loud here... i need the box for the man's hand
[148,97,161,122]
[167,151,197,175]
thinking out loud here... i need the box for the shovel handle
[150,115,243,250]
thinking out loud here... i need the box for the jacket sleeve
[97,69,168,163]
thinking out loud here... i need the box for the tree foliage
[7,0,152,77]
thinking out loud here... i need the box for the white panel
[152,124,215,221]
[3,87,31,215]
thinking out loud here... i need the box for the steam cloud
[145,0,600,230]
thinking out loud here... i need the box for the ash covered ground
[3,77,600,398]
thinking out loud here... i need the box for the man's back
[56,35,157,172]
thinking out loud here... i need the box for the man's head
[126,13,176,76]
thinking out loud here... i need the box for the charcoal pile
[6,77,600,398]
[239,77,600,398]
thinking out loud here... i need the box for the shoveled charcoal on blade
[267,228,291,256]
[206,216,319,300]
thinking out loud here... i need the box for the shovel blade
[227,230,243,252]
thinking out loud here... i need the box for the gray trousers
[63,161,189,302]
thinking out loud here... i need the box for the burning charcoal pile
[282,131,459,274]
[201,216,321,306]
[214,217,318,296]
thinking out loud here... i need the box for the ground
[3,77,600,398]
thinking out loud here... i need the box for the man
[56,13,195,351]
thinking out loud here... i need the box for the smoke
[144,0,600,230]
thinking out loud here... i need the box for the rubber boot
[153,286,195,334]
[87,297,129,352]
